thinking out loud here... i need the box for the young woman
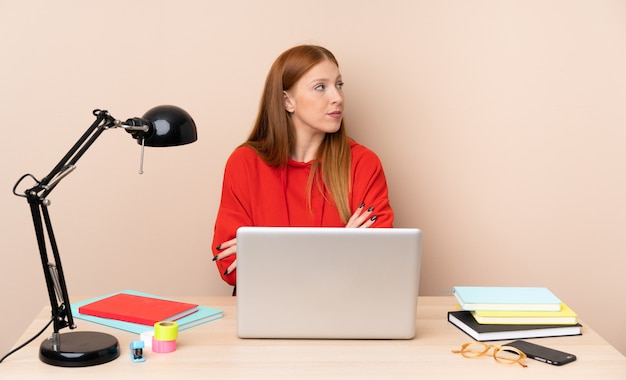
[212,45,394,288]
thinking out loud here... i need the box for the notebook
[236,227,422,339]
[78,292,199,326]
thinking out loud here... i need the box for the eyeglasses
[452,342,528,367]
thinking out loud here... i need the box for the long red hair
[243,45,352,222]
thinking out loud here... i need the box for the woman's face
[283,59,344,140]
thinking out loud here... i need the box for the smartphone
[504,340,577,366]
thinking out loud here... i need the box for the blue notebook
[71,290,223,334]
[453,286,562,312]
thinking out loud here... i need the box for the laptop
[236,227,422,339]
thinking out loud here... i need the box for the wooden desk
[1,296,624,379]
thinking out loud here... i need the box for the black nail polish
[212,256,219,261]
[216,244,222,250]
[223,269,230,275]
[370,215,377,221]
[359,202,365,208]
[367,206,374,212]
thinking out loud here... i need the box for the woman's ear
[283,91,295,113]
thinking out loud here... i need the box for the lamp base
[39,331,120,367]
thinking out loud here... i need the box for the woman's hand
[345,203,377,228]
[213,238,237,275]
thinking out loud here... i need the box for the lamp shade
[139,105,198,147]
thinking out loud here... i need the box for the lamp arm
[19,109,119,335]
[37,110,115,198]
[27,200,73,333]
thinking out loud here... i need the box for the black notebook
[448,310,582,341]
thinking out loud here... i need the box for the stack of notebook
[72,290,223,334]
[447,286,582,341]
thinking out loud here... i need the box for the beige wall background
[1,0,625,357]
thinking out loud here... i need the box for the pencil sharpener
[129,340,146,362]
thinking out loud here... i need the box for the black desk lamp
[12,105,197,367]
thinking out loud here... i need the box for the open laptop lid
[236,227,422,339]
